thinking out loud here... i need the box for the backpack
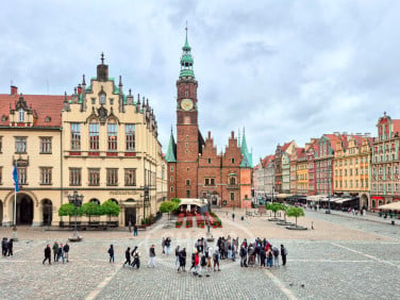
[273,247,279,257]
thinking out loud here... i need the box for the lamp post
[67,189,83,241]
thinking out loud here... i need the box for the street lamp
[67,189,83,241]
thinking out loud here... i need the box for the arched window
[90,199,100,205]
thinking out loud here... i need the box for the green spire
[165,128,177,163]
[179,26,195,78]
[240,127,253,168]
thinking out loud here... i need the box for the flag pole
[12,162,18,242]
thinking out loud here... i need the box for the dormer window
[45,116,51,123]
[2,115,6,121]
[19,108,24,122]
[100,93,106,104]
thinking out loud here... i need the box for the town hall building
[166,32,253,208]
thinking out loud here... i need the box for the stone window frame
[69,168,81,186]
[88,168,100,186]
[125,168,136,186]
[40,167,52,185]
[40,137,52,154]
[15,136,27,153]
[106,168,118,186]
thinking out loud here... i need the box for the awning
[378,201,400,210]
[335,198,355,204]
[306,195,326,202]
[329,198,343,203]
[276,194,293,199]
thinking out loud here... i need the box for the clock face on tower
[181,98,194,111]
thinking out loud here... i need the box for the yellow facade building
[0,57,167,227]
[333,134,372,208]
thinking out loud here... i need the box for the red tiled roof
[296,147,305,158]
[0,93,68,127]
[324,134,342,151]
[281,141,293,152]
[261,154,274,167]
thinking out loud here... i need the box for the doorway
[16,195,34,225]
[42,199,53,226]
[125,207,136,226]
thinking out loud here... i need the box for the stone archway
[42,199,53,226]
[360,194,369,210]
[124,199,136,226]
[16,194,34,225]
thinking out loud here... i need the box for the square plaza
[0,209,399,300]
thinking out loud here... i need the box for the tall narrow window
[125,124,135,151]
[40,167,52,185]
[100,93,106,104]
[18,167,27,185]
[0,167,2,184]
[88,168,100,186]
[186,190,191,198]
[69,168,81,186]
[108,121,117,151]
[0,136,2,152]
[15,137,27,153]
[19,108,24,122]
[89,121,100,150]
[40,137,52,154]
[107,168,118,186]
[71,123,81,150]
[125,168,136,186]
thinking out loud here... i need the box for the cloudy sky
[1,1,399,162]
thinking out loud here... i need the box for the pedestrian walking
[165,237,171,255]
[232,213,235,221]
[148,245,156,268]
[281,244,288,266]
[213,248,221,271]
[132,250,140,269]
[128,220,132,233]
[178,248,186,272]
[175,245,180,267]
[43,244,51,265]
[266,248,273,268]
[161,237,166,254]
[133,223,138,236]
[52,242,59,262]
[7,238,14,257]
[58,243,65,263]
[2,238,8,256]
[108,244,115,263]
[123,247,131,267]
[63,243,70,262]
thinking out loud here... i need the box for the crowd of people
[42,241,70,264]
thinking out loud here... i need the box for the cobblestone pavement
[0,210,399,300]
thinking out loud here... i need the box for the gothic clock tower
[176,29,199,198]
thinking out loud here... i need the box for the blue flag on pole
[12,165,20,192]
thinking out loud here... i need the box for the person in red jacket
[192,250,200,276]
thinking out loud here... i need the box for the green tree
[81,202,102,222]
[101,200,121,221]
[159,201,178,220]
[58,203,75,217]
[266,202,285,219]
[286,206,305,227]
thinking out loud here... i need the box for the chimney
[10,86,18,96]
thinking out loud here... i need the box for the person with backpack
[132,250,140,269]
[281,244,288,266]
[272,246,280,267]
[2,238,8,256]
[148,245,156,268]
[108,244,115,263]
